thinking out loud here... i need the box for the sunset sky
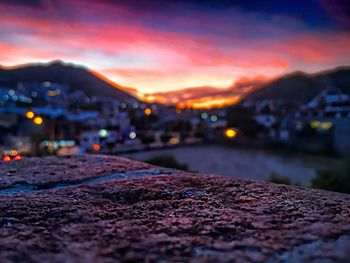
[0,0,350,100]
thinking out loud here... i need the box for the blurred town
[0,80,217,157]
[1,78,350,160]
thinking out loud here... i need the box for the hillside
[243,66,350,104]
[0,61,137,102]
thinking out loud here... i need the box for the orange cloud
[141,75,268,108]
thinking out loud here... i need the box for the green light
[99,129,108,138]
[201,113,208,119]
[211,115,218,122]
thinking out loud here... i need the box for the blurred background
[1,0,350,193]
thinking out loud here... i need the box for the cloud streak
[142,76,268,108]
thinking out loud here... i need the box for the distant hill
[243,66,350,104]
[0,61,137,102]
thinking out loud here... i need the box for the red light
[91,144,101,151]
[14,155,22,161]
[3,156,11,162]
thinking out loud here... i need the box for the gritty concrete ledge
[0,155,349,263]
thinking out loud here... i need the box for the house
[306,88,350,109]
[254,114,277,128]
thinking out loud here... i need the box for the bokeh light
[33,116,43,125]
[144,108,152,116]
[129,132,136,139]
[2,156,11,162]
[99,129,108,138]
[91,144,101,151]
[225,128,237,138]
[211,115,218,122]
[201,113,208,120]
[25,111,35,119]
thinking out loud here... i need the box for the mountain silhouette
[0,61,137,102]
[244,66,350,104]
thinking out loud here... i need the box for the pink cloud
[275,33,350,64]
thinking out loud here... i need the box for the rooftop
[0,155,349,262]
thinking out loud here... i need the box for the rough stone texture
[0,155,349,263]
[0,155,151,189]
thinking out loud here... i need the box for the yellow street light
[144,107,152,116]
[25,111,35,119]
[33,116,43,125]
[225,128,237,138]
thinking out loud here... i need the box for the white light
[99,129,108,138]
[129,132,136,139]
[43,81,51,87]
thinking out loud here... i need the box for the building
[306,88,350,109]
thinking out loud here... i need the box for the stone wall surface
[0,155,349,263]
